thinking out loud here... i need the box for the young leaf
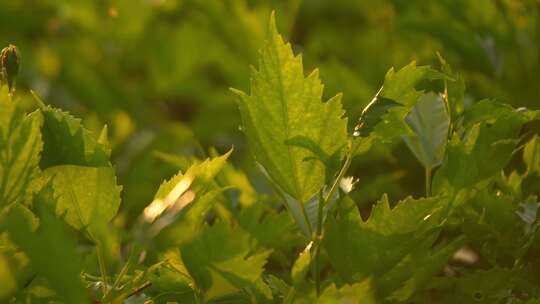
[355,62,446,141]
[155,188,225,248]
[354,95,402,137]
[43,165,121,241]
[4,187,88,303]
[437,53,465,123]
[291,241,312,286]
[231,13,347,203]
[144,149,231,223]
[0,88,43,207]
[402,92,450,170]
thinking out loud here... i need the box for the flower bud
[1,44,20,92]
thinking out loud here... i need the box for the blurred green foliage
[1,1,540,302]
[2,0,539,217]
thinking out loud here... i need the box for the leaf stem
[425,167,432,197]
[322,149,353,213]
[126,281,152,299]
[312,142,354,297]
[96,243,110,296]
[312,239,322,297]
[103,245,140,300]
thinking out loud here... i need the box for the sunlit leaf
[0,87,43,207]
[43,165,121,241]
[232,13,348,203]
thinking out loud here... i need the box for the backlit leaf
[232,13,347,203]
[0,87,43,207]
[43,165,121,241]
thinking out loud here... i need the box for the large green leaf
[231,13,347,203]
[324,194,444,283]
[402,92,450,170]
[4,187,88,303]
[43,165,121,240]
[0,87,43,207]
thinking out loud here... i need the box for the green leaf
[433,100,535,193]
[0,88,43,207]
[324,194,444,283]
[282,195,314,238]
[356,62,446,141]
[383,237,465,301]
[516,196,539,235]
[145,149,231,223]
[402,92,450,170]
[460,189,527,263]
[437,53,465,123]
[434,268,518,303]
[231,13,347,203]
[291,241,312,286]
[524,135,540,175]
[4,187,88,303]
[354,96,402,137]
[0,253,17,300]
[318,280,375,304]
[146,249,195,302]
[237,204,296,250]
[155,188,225,248]
[43,165,121,240]
[38,101,110,169]
[181,222,271,301]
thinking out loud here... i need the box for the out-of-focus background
[2,0,539,224]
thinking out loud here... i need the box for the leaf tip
[30,90,47,109]
[268,10,277,35]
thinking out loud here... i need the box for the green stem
[125,281,152,299]
[103,245,140,300]
[312,192,324,297]
[323,152,352,211]
[96,243,110,296]
[312,143,354,297]
[312,240,321,297]
[425,167,432,197]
